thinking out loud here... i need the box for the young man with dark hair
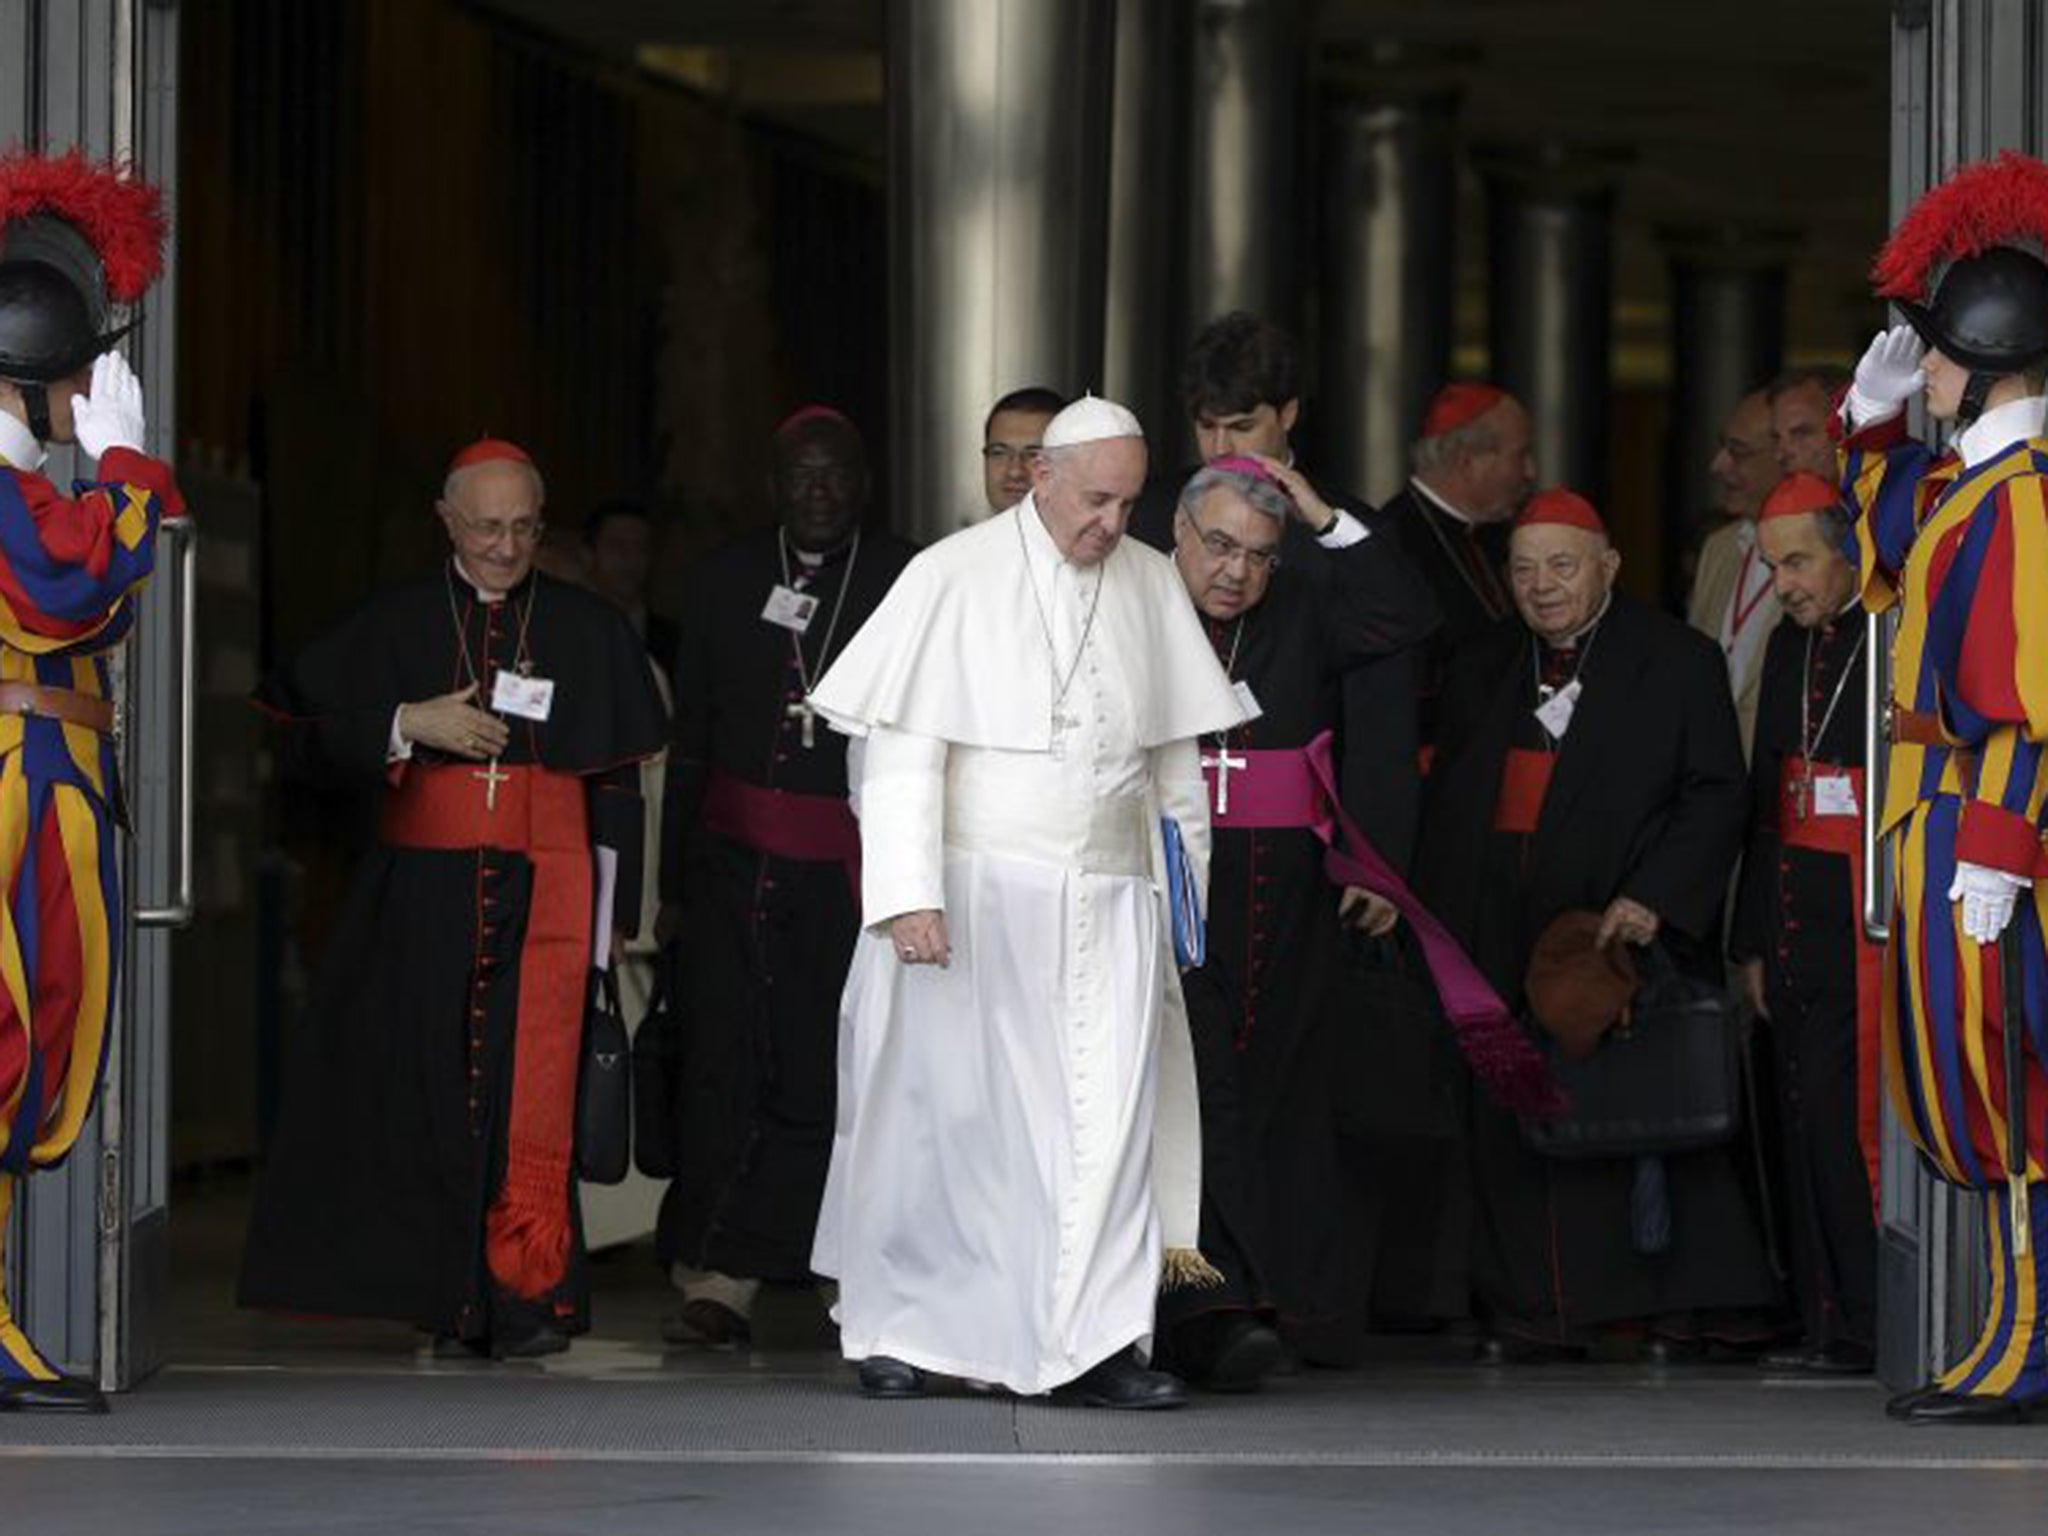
[981,386,1068,515]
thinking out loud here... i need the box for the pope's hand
[70,351,147,459]
[1739,957,1770,1022]
[1596,896,1660,949]
[890,909,951,968]
[398,683,510,761]
[1949,861,2027,945]
[1338,886,1399,938]
[1846,324,1927,427]
[1246,453,1337,533]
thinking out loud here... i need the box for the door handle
[1862,605,1890,945]
[137,516,196,929]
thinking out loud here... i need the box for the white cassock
[807,496,1247,1393]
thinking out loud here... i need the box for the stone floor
[7,1175,2045,1535]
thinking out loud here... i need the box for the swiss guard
[1841,149,2048,1425]
[0,150,182,1413]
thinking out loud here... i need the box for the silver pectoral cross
[1049,708,1079,760]
[787,699,817,749]
[474,757,510,811]
[1202,747,1248,814]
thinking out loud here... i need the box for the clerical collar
[1410,476,1477,526]
[1958,393,2048,468]
[1540,591,1613,652]
[0,410,46,473]
[450,556,530,605]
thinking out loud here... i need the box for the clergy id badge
[1812,773,1859,818]
[761,584,818,634]
[492,669,556,722]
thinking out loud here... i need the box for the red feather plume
[0,149,165,303]
[1874,151,2048,301]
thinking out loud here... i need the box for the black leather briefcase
[1520,944,1741,1160]
[576,968,633,1185]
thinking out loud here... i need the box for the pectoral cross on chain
[1202,747,1248,815]
[787,699,817,750]
[473,757,510,811]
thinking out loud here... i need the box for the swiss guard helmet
[0,151,166,442]
[1874,151,2048,425]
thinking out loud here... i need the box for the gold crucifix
[787,699,818,749]
[474,757,510,810]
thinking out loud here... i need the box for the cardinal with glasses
[240,437,665,1361]
[1143,455,1491,1388]
[649,407,914,1349]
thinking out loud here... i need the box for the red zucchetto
[448,437,534,474]
[1758,471,1840,523]
[1421,382,1507,439]
[1514,487,1606,536]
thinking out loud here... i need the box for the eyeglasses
[1182,512,1281,572]
[448,508,545,546]
[981,443,1041,465]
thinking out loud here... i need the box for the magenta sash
[1208,730,1563,1116]
[700,770,861,898]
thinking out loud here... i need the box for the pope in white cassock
[807,396,1249,1407]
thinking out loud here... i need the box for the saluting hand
[398,683,510,761]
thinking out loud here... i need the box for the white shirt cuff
[387,706,414,763]
[1316,508,1369,549]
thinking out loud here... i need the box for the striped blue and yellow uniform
[1849,420,2048,1402]
[0,445,178,1386]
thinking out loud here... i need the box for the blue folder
[1161,817,1205,969]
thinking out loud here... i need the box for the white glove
[69,351,147,459]
[1844,324,1927,428]
[1949,860,2029,945]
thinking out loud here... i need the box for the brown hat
[1525,911,1639,1061]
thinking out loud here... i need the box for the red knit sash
[383,762,591,1302]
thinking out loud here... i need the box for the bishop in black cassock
[1132,455,1440,1385]
[1348,382,1530,1330]
[1417,488,1779,1352]
[654,408,914,1345]
[1729,473,1878,1374]
[240,441,666,1358]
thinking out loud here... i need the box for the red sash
[1492,747,1556,835]
[700,770,861,897]
[1202,731,1561,1115]
[383,762,591,1302]
[1776,754,1884,1220]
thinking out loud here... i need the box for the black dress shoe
[1901,1390,2043,1426]
[1054,1349,1188,1410]
[1174,1313,1284,1393]
[1887,1382,1945,1420]
[1762,1340,1876,1376]
[663,1298,751,1349]
[0,1374,109,1414]
[1474,1333,1585,1366]
[492,1324,571,1360]
[858,1355,927,1399]
[429,1333,493,1361]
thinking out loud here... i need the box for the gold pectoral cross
[474,757,510,810]
[1202,747,1249,815]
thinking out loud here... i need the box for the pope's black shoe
[1054,1349,1189,1410]
[1900,1389,2044,1426]
[0,1373,109,1414]
[858,1355,927,1399]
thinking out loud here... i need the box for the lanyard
[1724,544,1773,654]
